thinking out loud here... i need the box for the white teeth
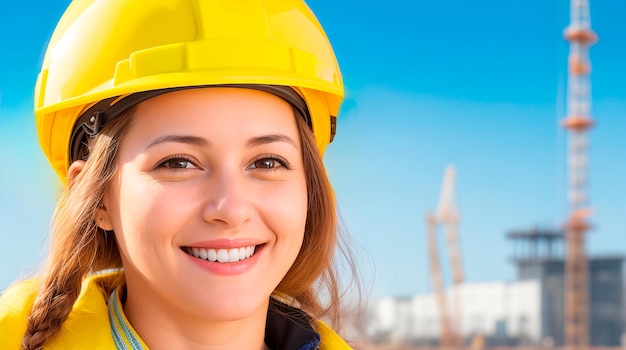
[186,245,257,263]
[248,245,256,257]
[207,249,217,262]
[217,249,229,263]
[228,248,238,262]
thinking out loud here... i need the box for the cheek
[263,180,308,245]
[111,179,193,255]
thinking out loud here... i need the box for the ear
[68,160,86,182]
[95,206,114,231]
[68,160,114,231]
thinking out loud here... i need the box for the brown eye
[248,155,290,171]
[158,157,197,169]
[251,158,277,169]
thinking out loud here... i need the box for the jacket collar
[266,297,320,350]
[107,286,321,350]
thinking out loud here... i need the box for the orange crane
[562,0,596,348]
[426,212,454,347]
[426,165,464,347]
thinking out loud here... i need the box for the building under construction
[363,0,625,347]
[509,227,624,346]
[363,227,624,347]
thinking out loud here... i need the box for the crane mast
[426,213,454,347]
[562,0,596,348]
[426,165,464,347]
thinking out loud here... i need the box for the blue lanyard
[108,288,147,350]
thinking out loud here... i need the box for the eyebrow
[145,133,298,150]
[247,134,299,149]
[146,135,210,149]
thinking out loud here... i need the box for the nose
[202,171,253,227]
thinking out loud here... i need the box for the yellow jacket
[0,274,352,349]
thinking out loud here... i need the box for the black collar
[265,298,321,350]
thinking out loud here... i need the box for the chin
[201,296,268,321]
[179,285,268,318]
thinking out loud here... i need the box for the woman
[0,1,360,349]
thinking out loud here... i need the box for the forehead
[125,87,301,140]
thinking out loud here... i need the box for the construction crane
[426,165,464,347]
[426,212,454,347]
[562,0,597,348]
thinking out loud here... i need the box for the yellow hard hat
[35,0,344,180]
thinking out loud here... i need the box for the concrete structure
[510,227,624,346]
[366,280,541,346]
[364,228,624,346]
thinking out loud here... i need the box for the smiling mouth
[183,245,258,263]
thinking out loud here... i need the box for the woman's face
[102,88,308,323]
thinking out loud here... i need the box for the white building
[366,279,541,344]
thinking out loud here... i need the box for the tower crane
[562,0,596,348]
[426,165,464,347]
[426,212,453,347]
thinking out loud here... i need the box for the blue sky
[1,0,625,298]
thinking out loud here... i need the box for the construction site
[0,0,621,348]
[358,0,625,349]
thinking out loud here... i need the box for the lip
[185,238,264,249]
[181,240,265,276]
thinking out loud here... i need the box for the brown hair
[22,112,133,350]
[22,103,361,349]
[274,113,361,328]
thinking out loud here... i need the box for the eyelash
[156,154,198,170]
[155,154,290,171]
[249,154,291,170]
